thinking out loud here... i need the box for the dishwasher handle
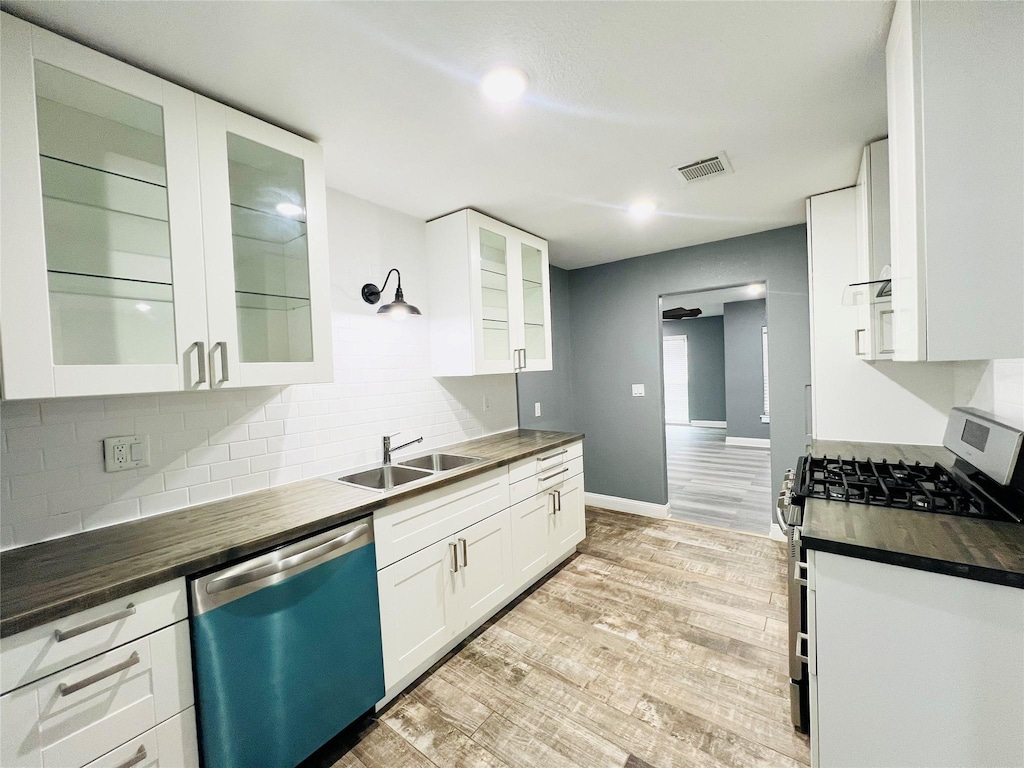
[207,523,370,595]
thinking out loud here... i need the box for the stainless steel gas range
[775,407,1024,733]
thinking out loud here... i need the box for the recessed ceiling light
[629,201,657,220]
[481,66,528,103]
[276,202,305,218]
[747,284,765,295]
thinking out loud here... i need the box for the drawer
[1,579,187,695]
[0,621,194,768]
[82,708,198,768]
[509,456,584,506]
[374,468,510,570]
[507,441,583,484]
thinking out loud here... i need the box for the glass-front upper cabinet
[426,209,552,376]
[0,16,207,399]
[196,97,333,388]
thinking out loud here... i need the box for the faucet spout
[382,433,424,465]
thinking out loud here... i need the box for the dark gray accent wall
[723,299,770,439]
[516,266,575,431]
[662,317,726,423]
[566,225,811,506]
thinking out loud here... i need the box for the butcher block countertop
[0,429,584,638]
[802,439,1024,588]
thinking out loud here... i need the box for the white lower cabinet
[376,442,586,702]
[0,620,195,768]
[82,708,198,768]
[377,536,461,690]
[808,550,1024,768]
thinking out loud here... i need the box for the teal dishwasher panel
[191,531,383,768]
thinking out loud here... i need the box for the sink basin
[398,453,481,472]
[334,465,432,491]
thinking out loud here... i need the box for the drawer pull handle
[537,449,568,462]
[450,541,459,573]
[54,603,136,642]
[58,651,140,696]
[539,467,569,483]
[114,745,148,768]
[459,537,468,568]
[554,489,561,512]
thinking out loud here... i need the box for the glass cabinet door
[197,97,333,388]
[478,227,514,367]
[519,242,550,369]
[0,18,206,399]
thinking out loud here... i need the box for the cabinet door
[514,234,554,372]
[510,492,553,590]
[455,510,514,628]
[467,210,517,374]
[548,473,586,559]
[886,0,927,362]
[0,17,207,399]
[196,96,333,388]
[377,538,460,690]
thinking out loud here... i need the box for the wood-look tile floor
[327,508,807,768]
[666,426,773,536]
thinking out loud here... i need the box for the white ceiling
[662,284,765,318]
[3,1,893,269]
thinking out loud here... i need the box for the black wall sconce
[361,268,422,317]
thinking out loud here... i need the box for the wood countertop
[0,429,584,638]
[801,439,1024,588]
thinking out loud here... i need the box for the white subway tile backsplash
[0,189,519,550]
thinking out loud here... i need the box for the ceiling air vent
[674,152,733,185]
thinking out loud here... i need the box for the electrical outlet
[534,402,542,418]
[631,384,645,397]
[482,394,490,411]
[104,435,149,472]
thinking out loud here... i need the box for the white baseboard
[726,436,771,448]
[690,420,727,429]
[585,492,670,519]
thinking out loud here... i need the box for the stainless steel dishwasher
[189,515,383,768]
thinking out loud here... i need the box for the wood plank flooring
[666,426,773,535]
[324,507,806,768]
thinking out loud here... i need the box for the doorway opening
[660,284,772,535]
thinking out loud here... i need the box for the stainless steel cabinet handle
[195,341,207,386]
[795,632,810,664]
[794,561,809,586]
[207,524,369,595]
[550,492,557,514]
[450,541,459,573]
[459,537,468,568]
[554,489,562,512]
[538,449,567,463]
[113,745,147,768]
[213,341,229,384]
[854,328,867,356]
[58,651,140,696]
[539,467,569,483]
[54,603,136,642]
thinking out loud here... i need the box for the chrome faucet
[382,432,423,465]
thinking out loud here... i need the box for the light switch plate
[631,384,645,397]
[534,402,542,417]
[103,434,149,472]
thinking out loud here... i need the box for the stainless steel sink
[398,453,481,472]
[334,465,432,491]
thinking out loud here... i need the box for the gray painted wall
[516,266,575,431]
[723,300,770,439]
[662,317,726,423]
[565,225,811,507]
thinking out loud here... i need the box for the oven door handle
[775,493,789,532]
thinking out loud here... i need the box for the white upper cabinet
[0,14,333,399]
[196,98,333,388]
[885,0,1024,362]
[852,139,894,361]
[426,209,552,376]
